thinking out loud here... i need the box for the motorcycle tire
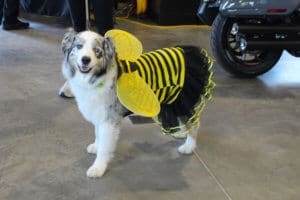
[211,14,283,78]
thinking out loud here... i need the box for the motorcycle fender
[220,0,300,16]
[197,1,220,25]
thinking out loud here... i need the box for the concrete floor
[0,17,300,200]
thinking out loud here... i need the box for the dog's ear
[103,37,115,60]
[61,28,77,55]
[61,28,77,78]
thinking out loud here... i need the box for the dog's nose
[81,56,91,65]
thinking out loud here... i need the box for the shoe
[3,20,29,30]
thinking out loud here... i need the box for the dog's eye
[94,48,103,56]
[76,44,83,49]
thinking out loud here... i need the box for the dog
[60,29,213,178]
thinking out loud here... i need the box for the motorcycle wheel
[211,14,283,78]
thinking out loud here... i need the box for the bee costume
[105,30,215,136]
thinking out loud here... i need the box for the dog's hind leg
[178,126,199,155]
[58,81,74,98]
[86,122,120,178]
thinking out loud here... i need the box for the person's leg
[0,0,4,25]
[66,0,86,32]
[92,0,114,35]
[2,0,29,30]
[3,0,18,24]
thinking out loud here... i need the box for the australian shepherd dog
[60,29,213,178]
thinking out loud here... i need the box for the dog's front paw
[87,143,98,154]
[59,89,74,98]
[86,164,107,178]
[59,82,74,98]
[178,143,196,155]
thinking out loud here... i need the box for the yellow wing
[105,29,143,61]
[117,70,160,117]
[105,29,160,117]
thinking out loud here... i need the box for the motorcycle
[198,0,300,78]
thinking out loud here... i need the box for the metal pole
[85,0,91,30]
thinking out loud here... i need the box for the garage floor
[0,17,299,200]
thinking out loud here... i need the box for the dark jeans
[0,0,20,24]
[66,0,114,35]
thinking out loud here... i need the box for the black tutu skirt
[156,46,215,136]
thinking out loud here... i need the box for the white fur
[60,30,200,178]
[59,81,74,98]
[61,31,124,178]
[70,62,122,178]
[178,128,198,154]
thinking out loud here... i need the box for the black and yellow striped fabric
[117,46,215,136]
[117,47,186,105]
